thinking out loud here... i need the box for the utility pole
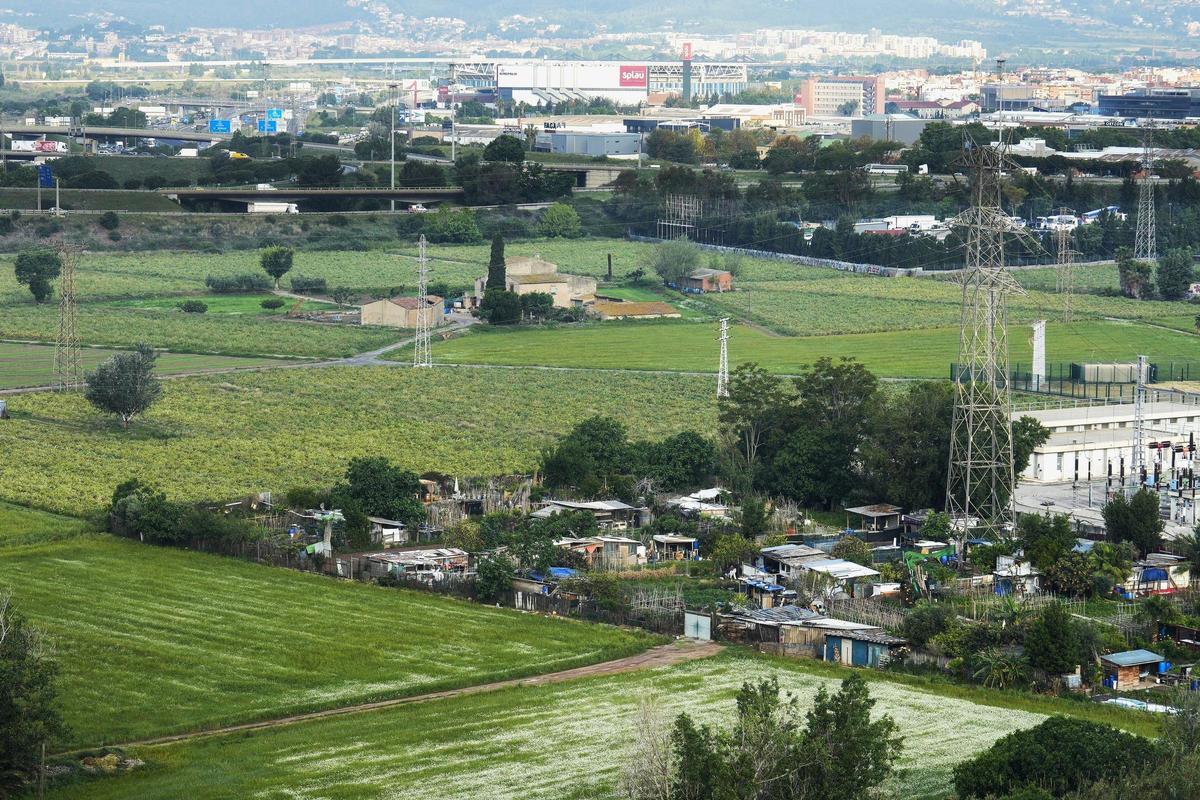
[388,83,397,213]
[1055,208,1076,323]
[716,318,730,399]
[413,234,432,368]
[1134,126,1157,262]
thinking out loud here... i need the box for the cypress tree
[486,234,506,289]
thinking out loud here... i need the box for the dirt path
[98,640,721,751]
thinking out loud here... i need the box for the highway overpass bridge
[2,124,228,144]
[164,186,464,209]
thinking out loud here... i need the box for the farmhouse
[474,255,597,309]
[676,267,733,294]
[1101,649,1166,690]
[758,543,828,580]
[667,488,731,518]
[360,295,445,328]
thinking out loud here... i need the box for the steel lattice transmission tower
[946,137,1030,541]
[53,243,82,390]
[412,234,432,368]
[716,318,730,398]
[1134,127,1157,262]
[1131,354,1148,488]
[1054,210,1077,323]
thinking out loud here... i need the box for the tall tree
[0,594,66,796]
[486,234,506,290]
[717,363,792,491]
[1116,248,1153,299]
[1102,488,1164,556]
[336,456,424,528]
[260,246,294,289]
[1024,602,1080,675]
[1156,248,1195,301]
[84,344,163,428]
[13,249,61,304]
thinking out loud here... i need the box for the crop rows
[0,536,651,746]
[0,366,717,515]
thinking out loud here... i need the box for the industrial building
[489,60,748,106]
[851,114,931,145]
[534,131,641,157]
[797,75,885,117]
[1098,88,1200,119]
[1014,395,1200,537]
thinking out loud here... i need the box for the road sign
[257,120,278,133]
[36,164,53,188]
[266,108,283,120]
[208,119,232,134]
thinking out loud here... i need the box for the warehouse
[534,131,641,157]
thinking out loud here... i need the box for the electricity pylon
[1054,209,1077,323]
[413,234,432,368]
[1134,127,1157,262]
[946,136,1032,542]
[53,243,82,390]
[716,318,730,398]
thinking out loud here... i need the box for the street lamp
[388,82,397,213]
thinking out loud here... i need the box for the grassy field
[0,341,290,389]
[100,294,335,315]
[0,535,654,747]
[0,501,90,548]
[0,366,716,514]
[0,306,399,359]
[44,649,1156,800]
[426,318,1199,378]
[0,188,182,212]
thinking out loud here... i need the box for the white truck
[248,202,299,214]
[11,140,67,154]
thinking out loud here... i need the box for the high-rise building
[798,75,885,117]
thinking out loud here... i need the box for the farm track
[81,640,722,752]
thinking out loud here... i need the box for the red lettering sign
[681,42,693,61]
[619,65,648,88]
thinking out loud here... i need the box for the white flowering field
[51,652,1050,800]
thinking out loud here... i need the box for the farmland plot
[47,652,1055,800]
[0,536,653,747]
[0,366,716,514]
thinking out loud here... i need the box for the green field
[0,341,290,389]
[0,188,181,211]
[425,318,1200,378]
[100,293,335,315]
[43,649,1155,800]
[0,535,653,747]
[0,306,399,359]
[0,500,90,548]
[0,366,716,515]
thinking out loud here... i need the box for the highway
[1,124,228,143]
[164,186,465,201]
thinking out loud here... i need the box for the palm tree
[972,649,1031,690]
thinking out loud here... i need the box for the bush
[289,274,328,293]
[953,716,1161,799]
[204,273,271,293]
[177,300,208,313]
[902,603,957,646]
[107,230,122,242]
[97,211,120,231]
[260,297,286,310]
[123,178,143,190]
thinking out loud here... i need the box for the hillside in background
[2,0,1189,53]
